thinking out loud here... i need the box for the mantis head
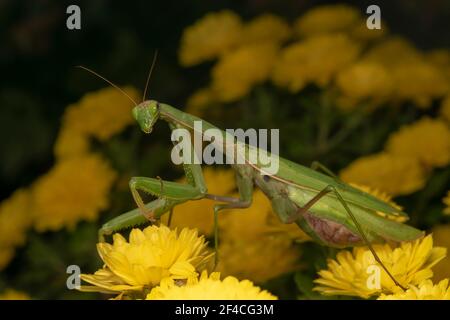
[132,100,160,134]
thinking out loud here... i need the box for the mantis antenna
[142,50,159,102]
[76,65,138,106]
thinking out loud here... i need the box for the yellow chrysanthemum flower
[431,224,450,282]
[294,5,361,37]
[179,10,242,66]
[362,37,423,67]
[64,87,138,140]
[216,190,306,283]
[147,271,277,300]
[80,225,214,297]
[336,62,393,110]
[240,14,291,45]
[391,62,448,108]
[0,189,32,270]
[314,235,446,298]
[378,279,450,300]
[54,86,138,159]
[32,154,117,231]
[272,34,360,92]
[340,152,428,197]
[362,39,449,108]
[211,43,278,102]
[385,118,450,168]
[62,86,139,140]
[440,95,450,123]
[0,289,30,300]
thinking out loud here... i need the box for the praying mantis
[79,64,423,290]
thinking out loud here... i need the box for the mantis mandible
[79,64,424,291]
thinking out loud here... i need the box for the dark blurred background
[1,0,450,200]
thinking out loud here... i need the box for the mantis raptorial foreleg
[98,198,177,241]
[128,121,209,219]
[129,176,206,220]
[98,122,208,241]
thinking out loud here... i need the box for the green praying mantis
[79,63,424,291]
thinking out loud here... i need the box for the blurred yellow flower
[385,118,450,168]
[441,95,450,123]
[294,5,361,37]
[147,271,277,300]
[314,235,446,298]
[217,190,306,283]
[362,37,423,67]
[179,10,242,66]
[363,40,450,108]
[212,43,278,102]
[336,62,393,110]
[161,168,236,236]
[80,225,214,297]
[0,289,30,300]
[272,34,360,92]
[431,224,450,282]
[54,126,90,159]
[220,190,308,242]
[217,235,301,284]
[32,154,117,232]
[378,279,450,300]
[240,14,291,45]
[54,86,138,159]
[391,62,448,108]
[60,86,139,142]
[185,87,216,116]
[0,189,32,270]
[340,152,427,196]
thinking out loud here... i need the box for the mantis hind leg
[286,184,406,291]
